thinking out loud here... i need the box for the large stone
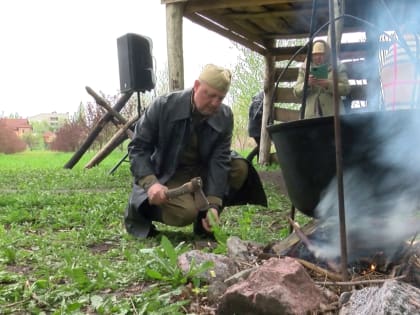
[177,250,238,284]
[339,279,420,315]
[226,236,263,262]
[217,257,326,315]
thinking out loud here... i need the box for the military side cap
[312,41,326,54]
[199,64,232,93]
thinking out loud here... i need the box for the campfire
[265,216,420,290]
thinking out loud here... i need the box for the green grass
[0,149,306,314]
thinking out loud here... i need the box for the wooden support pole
[85,86,134,139]
[166,1,186,91]
[86,86,128,125]
[63,90,133,169]
[259,42,275,165]
[84,115,138,169]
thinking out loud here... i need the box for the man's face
[312,52,326,65]
[193,80,226,116]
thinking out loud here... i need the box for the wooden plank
[203,11,267,47]
[270,41,390,59]
[63,91,133,169]
[226,8,327,20]
[274,61,368,82]
[275,87,298,103]
[274,67,299,82]
[161,0,187,4]
[84,116,138,169]
[184,0,310,13]
[184,12,267,55]
[274,107,300,122]
[273,85,368,104]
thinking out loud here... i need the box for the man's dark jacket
[125,88,267,237]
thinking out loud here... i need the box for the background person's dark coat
[248,91,264,139]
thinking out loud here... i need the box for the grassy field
[0,150,301,314]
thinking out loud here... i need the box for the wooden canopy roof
[166,0,417,56]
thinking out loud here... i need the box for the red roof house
[1,118,33,137]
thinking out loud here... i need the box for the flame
[370,263,376,272]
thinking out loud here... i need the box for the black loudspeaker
[117,33,156,93]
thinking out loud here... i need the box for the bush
[50,120,88,152]
[0,120,27,154]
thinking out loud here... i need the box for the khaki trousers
[159,159,248,226]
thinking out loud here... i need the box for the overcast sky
[0,0,239,118]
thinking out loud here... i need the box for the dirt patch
[258,170,288,196]
[6,264,33,275]
[88,241,118,254]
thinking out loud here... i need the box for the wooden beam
[184,0,310,13]
[84,116,138,169]
[225,8,328,20]
[86,87,129,126]
[161,0,187,4]
[184,12,267,55]
[206,11,266,47]
[63,91,133,169]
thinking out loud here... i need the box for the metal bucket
[267,109,420,217]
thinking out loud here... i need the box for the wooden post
[63,91,133,169]
[85,86,134,139]
[84,116,138,169]
[259,45,275,165]
[165,0,186,91]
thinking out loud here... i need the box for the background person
[248,90,264,148]
[293,39,351,118]
[124,64,267,238]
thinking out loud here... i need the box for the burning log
[295,258,342,282]
[287,217,313,251]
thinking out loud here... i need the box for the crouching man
[124,64,267,238]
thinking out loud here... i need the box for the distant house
[1,118,32,137]
[29,112,69,130]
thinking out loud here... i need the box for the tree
[228,43,265,151]
[21,132,39,151]
[50,112,88,152]
[0,120,27,154]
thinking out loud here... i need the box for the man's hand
[147,182,168,205]
[201,207,220,232]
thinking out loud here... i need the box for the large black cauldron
[267,109,420,217]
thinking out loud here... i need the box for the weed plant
[0,150,307,314]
